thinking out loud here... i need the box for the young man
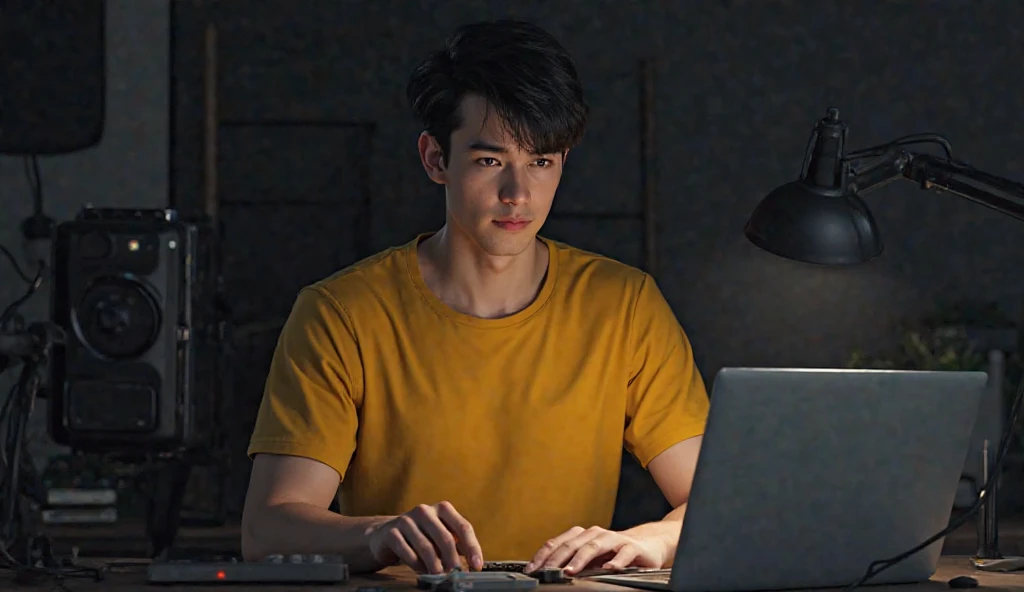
[241,19,709,576]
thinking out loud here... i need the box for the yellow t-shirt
[247,234,709,560]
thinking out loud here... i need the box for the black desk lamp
[744,107,1024,265]
[744,108,1024,587]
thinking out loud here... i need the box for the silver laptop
[595,367,985,592]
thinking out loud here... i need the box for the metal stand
[146,457,193,560]
[976,440,1001,559]
[972,439,1024,571]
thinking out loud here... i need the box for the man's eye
[535,159,551,167]
[477,157,499,167]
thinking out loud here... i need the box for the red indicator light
[216,570,226,579]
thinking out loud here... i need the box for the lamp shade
[743,180,883,265]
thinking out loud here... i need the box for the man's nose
[498,168,531,205]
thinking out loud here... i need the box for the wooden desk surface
[37,513,1024,559]
[11,556,1024,592]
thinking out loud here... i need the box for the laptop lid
[667,368,985,592]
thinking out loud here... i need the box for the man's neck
[419,225,549,319]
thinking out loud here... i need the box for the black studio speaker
[49,208,220,453]
[0,0,106,155]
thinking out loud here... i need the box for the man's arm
[241,454,391,571]
[240,286,389,570]
[619,435,703,562]
[243,288,484,574]
[526,437,702,574]
[242,454,485,574]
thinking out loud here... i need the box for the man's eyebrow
[466,141,560,157]
[466,140,509,153]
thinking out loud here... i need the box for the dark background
[1,0,1022,530]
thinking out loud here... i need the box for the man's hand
[366,501,484,574]
[525,526,669,575]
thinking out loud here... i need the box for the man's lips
[493,219,531,231]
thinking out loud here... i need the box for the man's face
[419,95,566,257]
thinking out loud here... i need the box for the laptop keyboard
[482,562,672,584]
[599,569,673,583]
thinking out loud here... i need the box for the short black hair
[406,19,589,163]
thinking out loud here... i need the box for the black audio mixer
[146,554,349,584]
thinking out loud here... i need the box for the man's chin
[476,232,538,257]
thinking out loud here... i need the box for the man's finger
[437,502,484,570]
[601,544,639,571]
[385,526,426,573]
[419,511,462,571]
[397,516,444,574]
[540,528,603,570]
[563,534,618,574]
[527,526,586,571]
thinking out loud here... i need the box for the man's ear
[418,132,447,185]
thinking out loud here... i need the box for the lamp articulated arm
[843,145,1024,222]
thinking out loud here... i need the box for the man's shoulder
[544,237,649,290]
[305,239,415,310]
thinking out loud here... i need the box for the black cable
[0,246,33,285]
[0,264,44,330]
[844,375,1024,591]
[0,362,33,546]
[846,134,955,160]
[29,157,42,215]
[0,154,50,330]
[21,156,43,215]
[0,544,103,585]
[0,384,17,476]
[0,158,45,285]
[0,361,102,585]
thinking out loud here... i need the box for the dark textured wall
[0,0,1004,528]
[169,0,1024,525]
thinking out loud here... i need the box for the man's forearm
[242,501,393,572]
[622,503,687,566]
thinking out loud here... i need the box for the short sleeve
[246,286,363,480]
[623,274,710,468]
